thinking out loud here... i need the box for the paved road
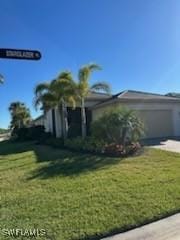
[103,214,180,240]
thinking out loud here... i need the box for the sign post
[0,48,41,60]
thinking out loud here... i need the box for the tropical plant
[34,71,76,139]
[9,102,31,129]
[91,107,144,145]
[75,63,111,138]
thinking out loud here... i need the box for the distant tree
[166,92,180,98]
[9,102,31,129]
[0,128,9,134]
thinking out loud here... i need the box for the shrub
[64,137,84,151]
[104,142,141,157]
[12,127,29,141]
[27,126,45,140]
[64,137,106,154]
[68,123,81,138]
[13,125,46,141]
[91,107,144,145]
[45,138,64,148]
[64,136,141,157]
[38,132,52,144]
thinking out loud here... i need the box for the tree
[34,71,76,139]
[76,63,111,138]
[9,102,31,129]
[91,107,144,145]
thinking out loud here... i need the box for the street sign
[0,48,41,60]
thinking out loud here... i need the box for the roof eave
[91,98,180,110]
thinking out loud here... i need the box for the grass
[0,140,180,240]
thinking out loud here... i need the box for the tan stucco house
[31,114,45,127]
[34,90,180,139]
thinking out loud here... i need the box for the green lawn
[1,141,180,240]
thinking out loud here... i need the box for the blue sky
[1,0,180,128]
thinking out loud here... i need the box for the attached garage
[92,90,180,139]
[137,110,173,138]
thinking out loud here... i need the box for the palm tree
[9,102,31,129]
[34,72,76,139]
[76,63,111,138]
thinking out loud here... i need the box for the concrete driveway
[149,139,180,153]
[0,134,10,142]
[103,213,180,240]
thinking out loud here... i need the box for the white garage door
[138,110,173,138]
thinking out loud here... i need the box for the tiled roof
[33,114,44,122]
[92,90,180,109]
[86,91,112,100]
[115,90,180,100]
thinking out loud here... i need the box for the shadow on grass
[0,140,123,179]
[0,140,35,155]
[29,147,122,179]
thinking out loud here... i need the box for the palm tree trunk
[81,98,86,138]
[59,104,64,139]
[61,99,68,139]
[64,102,68,138]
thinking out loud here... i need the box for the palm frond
[90,82,111,94]
[34,93,57,111]
[57,71,73,82]
[34,82,50,96]
[78,63,102,97]
[88,63,101,71]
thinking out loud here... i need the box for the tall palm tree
[34,72,76,139]
[76,63,111,138]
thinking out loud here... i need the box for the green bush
[45,138,64,148]
[68,123,81,138]
[64,137,106,154]
[38,132,52,144]
[27,126,45,140]
[12,127,29,141]
[64,136,141,157]
[13,125,46,141]
[91,107,144,145]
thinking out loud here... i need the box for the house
[43,91,111,137]
[36,90,180,139]
[31,114,45,127]
[92,90,180,138]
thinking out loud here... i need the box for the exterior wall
[44,110,53,133]
[44,99,106,138]
[33,117,44,126]
[44,108,62,137]
[55,107,62,138]
[137,109,173,138]
[92,102,180,138]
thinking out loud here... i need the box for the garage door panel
[137,110,173,138]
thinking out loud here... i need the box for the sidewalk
[102,213,180,240]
